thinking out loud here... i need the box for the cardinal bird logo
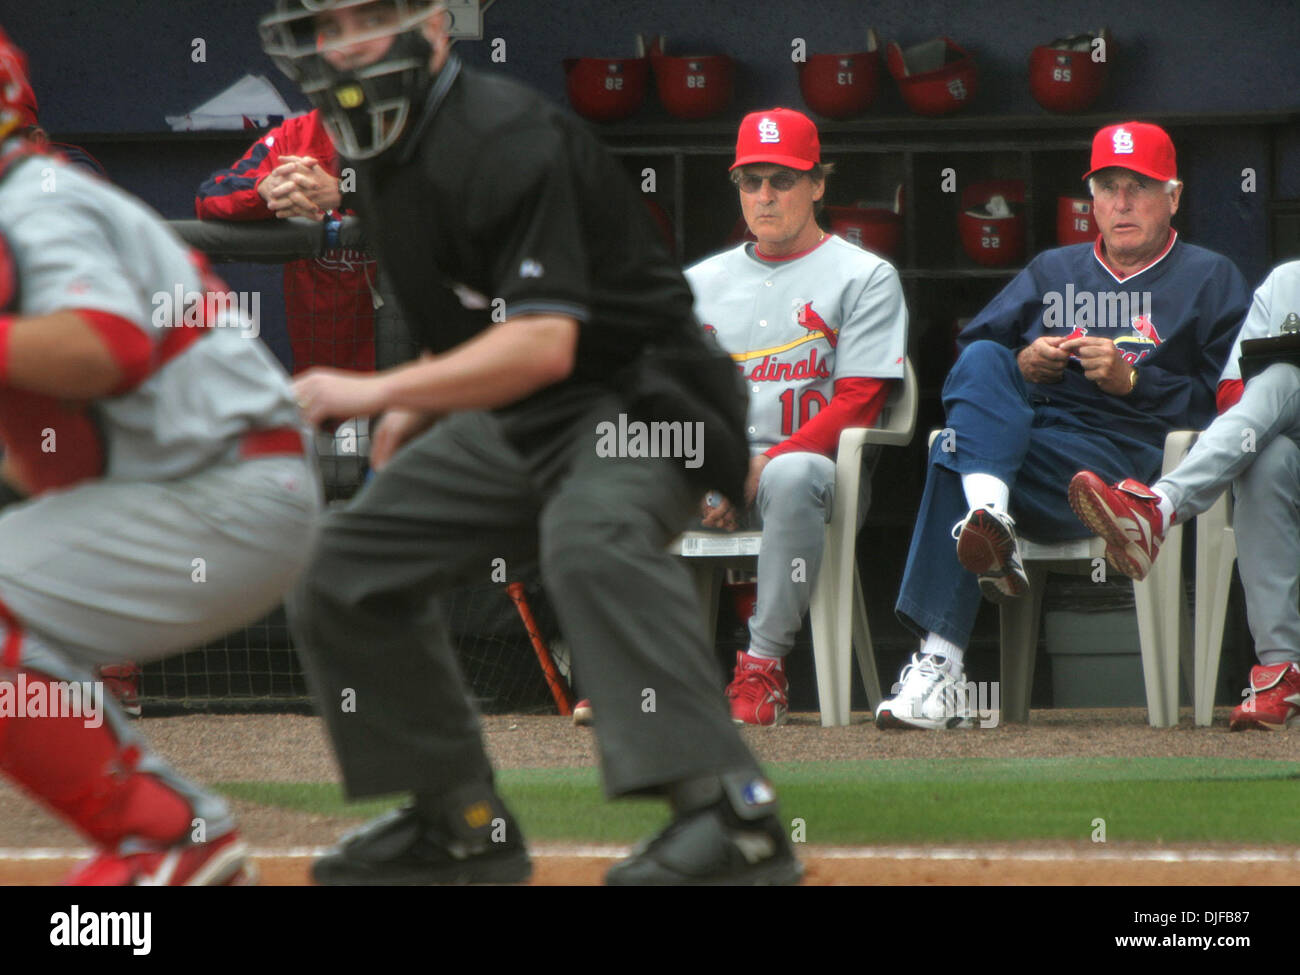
[1131,314,1162,345]
[797,302,838,347]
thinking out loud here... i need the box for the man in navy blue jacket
[877,122,1251,729]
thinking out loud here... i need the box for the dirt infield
[6,850,1300,886]
[1,708,1297,885]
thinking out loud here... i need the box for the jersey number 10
[777,387,829,436]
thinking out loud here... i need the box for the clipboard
[1239,331,1300,382]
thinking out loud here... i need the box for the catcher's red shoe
[99,662,142,718]
[725,651,788,727]
[1068,471,1166,580]
[65,830,257,886]
[1230,663,1300,731]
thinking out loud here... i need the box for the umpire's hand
[371,408,439,470]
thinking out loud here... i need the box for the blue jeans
[895,341,1161,647]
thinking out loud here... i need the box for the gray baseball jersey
[0,137,320,866]
[685,235,907,454]
[1218,259,1300,382]
[1155,261,1300,661]
[0,140,302,486]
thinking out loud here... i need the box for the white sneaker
[951,505,1029,603]
[875,653,974,730]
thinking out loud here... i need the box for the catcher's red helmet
[0,26,38,140]
[651,39,733,120]
[797,29,880,120]
[957,180,1025,267]
[1057,196,1095,245]
[886,36,978,116]
[564,37,650,123]
[1029,29,1111,114]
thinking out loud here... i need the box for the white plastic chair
[671,358,918,727]
[1192,487,1235,726]
[927,429,1196,727]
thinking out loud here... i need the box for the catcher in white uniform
[685,108,907,725]
[1071,260,1300,730]
[0,27,319,885]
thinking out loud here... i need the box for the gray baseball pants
[0,456,321,839]
[746,449,873,658]
[1156,362,1300,664]
[289,385,763,800]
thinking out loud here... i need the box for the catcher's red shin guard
[0,668,193,848]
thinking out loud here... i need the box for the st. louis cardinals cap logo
[1112,127,1134,154]
[757,117,781,143]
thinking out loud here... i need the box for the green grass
[218,758,1300,846]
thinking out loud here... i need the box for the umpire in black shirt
[263,0,801,885]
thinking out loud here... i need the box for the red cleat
[1069,471,1166,580]
[65,831,257,886]
[725,651,789,727]
[1230,663,1300,731]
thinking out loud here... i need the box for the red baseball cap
[731,108,820,172]
[1083,121,1177,182]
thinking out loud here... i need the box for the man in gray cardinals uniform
[0,24,319,885]
[1072,260,1300,731]
[685,108,908,726]
[262,0,801,886]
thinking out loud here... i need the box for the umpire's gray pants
[289,388,762,800]
[1156,362,1300,663]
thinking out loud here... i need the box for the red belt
[238,426,306,459]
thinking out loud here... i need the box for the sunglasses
[734,170,805,193]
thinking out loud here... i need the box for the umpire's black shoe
[313,786,531,886]
[606,773,802,886]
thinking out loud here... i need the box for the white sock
[961,473,1010,514]
[921,633,965,671]
[746,646,783,661]
[1152,488,1175,526]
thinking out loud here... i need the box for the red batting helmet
[0,26,38,141]
[957,180,1025,267]
[826,184,903,259]
[651,37,734,120]
[1029,29,1111,114]
[826,206,901,259]
[886,36,978,116]
[1057,196,1094,245]
[797,29,880,120]
[564,36,650,123]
